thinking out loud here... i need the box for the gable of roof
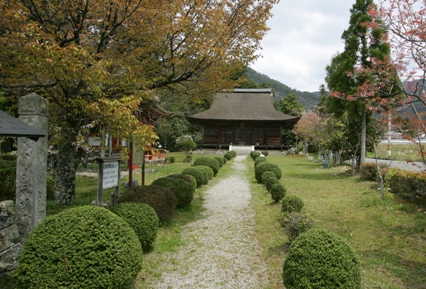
[186,89,299,124]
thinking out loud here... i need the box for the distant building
[186,89,299,149]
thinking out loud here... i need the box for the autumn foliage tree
[0,0,278,204]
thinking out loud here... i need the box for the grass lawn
[250,155,426,289]
[367,142,425,162]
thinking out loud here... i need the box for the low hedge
[224,152,233,160]
[255,162,282,182]
[255,157,268,167]
[17,206,143,289]
[250,151,261,160]
[270,183,286,203]
[118,185,177,222]
[359,162,388,181]
[281,195,304,214]
[283,229,361,289]
[182,167,205,188]
[195,165,214,180]
[193,157,220,176]
[151,177,195,209]
[111,202,159,252]
[167,173,196,189]
[386,169,426,201]
[214,156,224,167]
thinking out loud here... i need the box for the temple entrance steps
[230,145,253,156]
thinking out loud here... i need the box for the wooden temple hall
[186,89,300,149]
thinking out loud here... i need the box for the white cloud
[251,0,354,92]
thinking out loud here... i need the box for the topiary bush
[261,171,277,184]
[229,150,237,157]
[167,173,196,189]
[281,212,312,243]
[151,177,195,209]
[255,162,282,182]
[169,156,175,163]
[112,202,159,252]
[222,156,227,165]
[224,152,233,160]
[283,228,361,289]
[182,167,205,188]
[193,157,220,176]
[255,157,268,167]
[195,165,214,181]
[17,206,143,289]
[250,151,261,160]
[265,176,279,192]
[118,185,177,222]
[281,195,304,214]
[270,183,286,203]
[214,156,224,167]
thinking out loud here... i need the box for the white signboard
[102,162,119,189]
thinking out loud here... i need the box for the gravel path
[151,156,269,288]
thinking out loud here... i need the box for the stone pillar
[16,93,48,241]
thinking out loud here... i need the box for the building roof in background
[187,89,299,126]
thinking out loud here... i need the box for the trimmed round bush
[250,150,261,160]
[169,156,175,163]
[118,185,177,222]
[255,162,282,182]
[167,173,196,189]
[17,206,143,289]
[182,167,205,188]
[261,171,276,184]
[265,176,279,192]
[281,195,304,214]
[270,183,286,202]
[195,165,214,180]
[255,157,268,167]
[194,157,220,176]
[183,155,192,163]
[282,212,313,243]
[151,177,195,209]
[229,150,237,157]
[222,157,227,164]
[214,156,224,167]
[283,228,361,289]
[111,202,159,252]
[224,152,233,160]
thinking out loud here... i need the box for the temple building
[186,88,300,149]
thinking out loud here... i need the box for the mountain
[246,67,320,109]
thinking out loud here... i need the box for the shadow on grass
[361,249,426,289]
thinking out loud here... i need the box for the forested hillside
[246,67,320,109]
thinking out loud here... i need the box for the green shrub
[261,151,269,156]
[222,157,227,165]
[193,157,220,176]
[255,157,268,167]
[195,165,214,180]
[229,150,237,157]
[167,173,196,189]
[261,171,276,184]
[386,169,426,201]
[169,156,175,163]
[0,153,16,202]
[183,155,193,163]
[281,195,304,214]
[281,212,312,243]
[255,162,282,182]
[270,183,286,203]
[250,151,261,160]
[182,167,205,188]
[359,162,388,181]
[265,177,279,192]
[224,152,233,160]
[151,177,195,209]
[283,229,361,289]
[214,156,224,167]
[17,206,143,289]
[112,202,159,252]
[177,139,196,153]
[118,185,177,222]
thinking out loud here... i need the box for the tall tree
[325,0,395,167]
[276,93,304,117]
[0,0,278,204]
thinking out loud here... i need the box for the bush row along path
[149,155,269,288]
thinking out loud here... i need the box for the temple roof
[0,110,46,141]
[186,89,299,126]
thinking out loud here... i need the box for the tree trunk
[360,108,367,165]
[54,129,78,205]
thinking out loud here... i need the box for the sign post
[96,157,122,207]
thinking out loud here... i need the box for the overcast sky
[250,1,355,92]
